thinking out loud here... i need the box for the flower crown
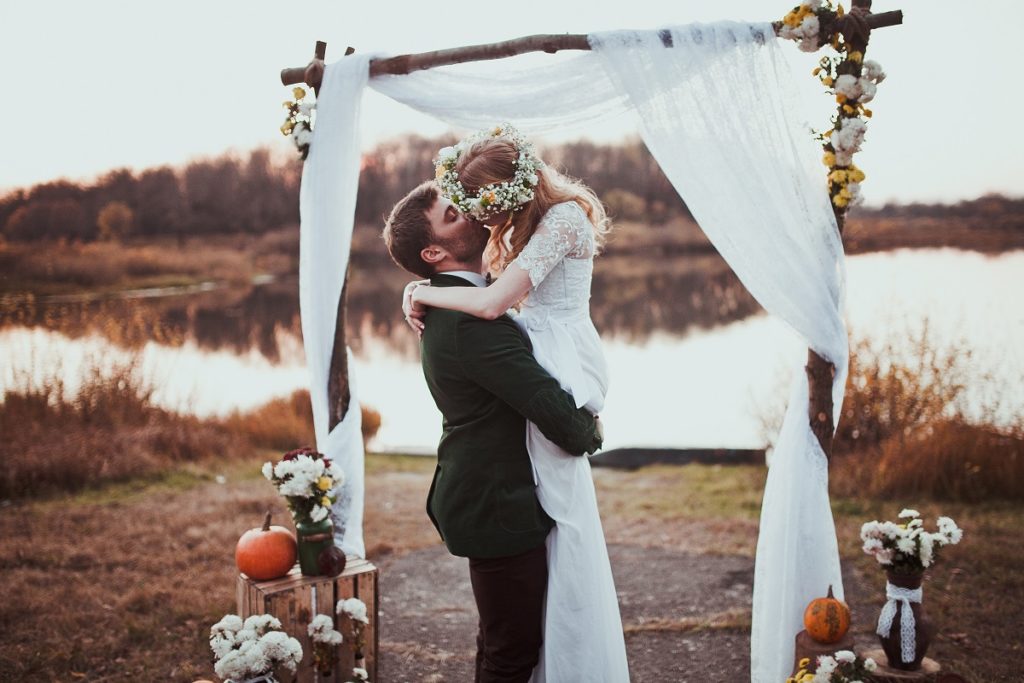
[434,123,543,221]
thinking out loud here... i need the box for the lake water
[2,248,1022,453]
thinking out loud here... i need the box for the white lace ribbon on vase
[875,582,923,664]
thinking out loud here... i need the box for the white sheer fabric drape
[590,23,848,683]
[301,22,848,680]
[299,54,373,558]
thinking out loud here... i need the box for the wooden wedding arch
[280,0,903,458]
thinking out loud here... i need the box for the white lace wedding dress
[512,201,630,683]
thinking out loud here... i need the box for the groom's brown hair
[382,181,439,279]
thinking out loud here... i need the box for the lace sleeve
[512,202,592,288]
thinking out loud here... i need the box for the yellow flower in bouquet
[321,496,332,507]
[318,476,333,491]
[293,86,307,100]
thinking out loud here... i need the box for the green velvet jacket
[419,273,602,559]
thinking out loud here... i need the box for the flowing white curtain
[299,54,373,558]
[590,24,849,683]
[301,23,848,681]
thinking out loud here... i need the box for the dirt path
[375,543,879,682]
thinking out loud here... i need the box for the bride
[403,123,630,682]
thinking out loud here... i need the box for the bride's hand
[402,280,429,335]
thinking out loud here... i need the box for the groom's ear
[420,245,447,267]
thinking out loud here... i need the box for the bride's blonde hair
[454,137,611,274]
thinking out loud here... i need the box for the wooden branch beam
[279,10,903,86]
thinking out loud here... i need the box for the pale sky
[1,0,1018,205]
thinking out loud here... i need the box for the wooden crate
[237,557,378,683]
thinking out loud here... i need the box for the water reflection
[1,249,1022,451]
[0,252,760,359]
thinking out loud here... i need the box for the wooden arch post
[281,2,902,450]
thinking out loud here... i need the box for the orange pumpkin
[235,511,297,580]
[803,584,851,644]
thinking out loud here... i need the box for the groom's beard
[437,221,490,263]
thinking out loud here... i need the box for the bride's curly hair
[454,137,612,274]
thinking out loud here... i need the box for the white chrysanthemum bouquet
[788,649,878,682]
[262,446,345,525]
[860,508,963,574]
[337,596,371,676]
[308,613,344,675]
[210,613,303,683]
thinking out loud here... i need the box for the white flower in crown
[898,508,920,519]
[834,650,857,663]
[434,122,544,221]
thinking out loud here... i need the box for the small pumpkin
[803,584,851,644]
[235,511,297,580]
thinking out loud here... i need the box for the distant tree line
[0,149,302,243]
[0,136,695,243]
[2,134,1021,243]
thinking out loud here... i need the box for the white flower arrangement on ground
[281,86,315,161]
[777,1,888,210]
[262,446,345,525]
[434,122,543,221]
[346,666,370,682]
[787,649,878,683]
[210,613,303,682]
[860,508,963,573]
[337,596,371,672]
[308,613,344,674]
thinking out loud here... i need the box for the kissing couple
[382,124,630,682]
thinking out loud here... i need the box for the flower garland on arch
[281,86,315,160]
[778,1,886,210]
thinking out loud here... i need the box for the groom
[383,181,603,682]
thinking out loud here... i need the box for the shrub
[759,322,1023,501]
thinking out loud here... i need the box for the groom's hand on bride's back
[455,315,602,456]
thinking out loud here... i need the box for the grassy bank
[0,351,378,500]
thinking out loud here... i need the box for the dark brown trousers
[468,540,548,683]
